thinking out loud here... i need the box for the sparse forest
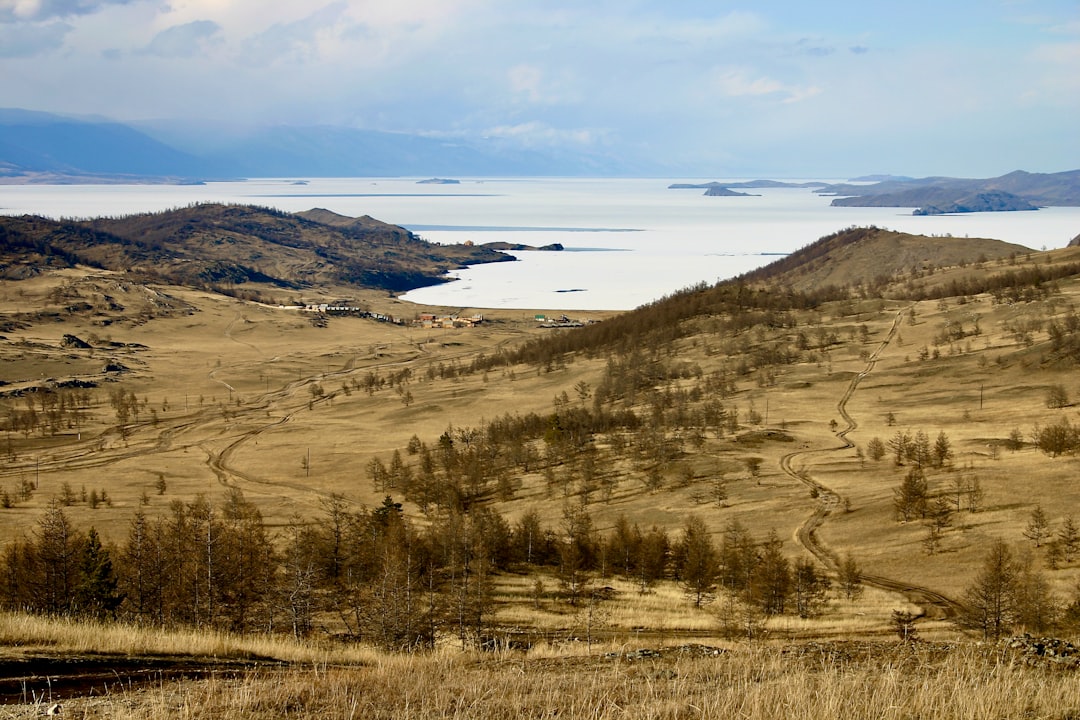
[2,222,1080,717]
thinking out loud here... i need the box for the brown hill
[495,227,1051,365]
[740,226,1033,293]
[0,204,510,293]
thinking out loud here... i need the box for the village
[298,303,483,328]
[298,303,595,330]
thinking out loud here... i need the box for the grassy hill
[738,225,1033,293]
[0,204,511,295]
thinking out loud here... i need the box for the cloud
[712,67,821,104]
[141,20,221,58]
[240,1,348,66]
[795,38,834,57]
[1046,20,1080,36]
[482,121,602,148]
[1028,41,1080,99]
[505,63,577,106]
[507,64,544,103]
[634,10,766,44]
[0,0,138,23]
[0,18,68,55]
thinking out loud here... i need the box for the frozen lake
[2,177,1077,310]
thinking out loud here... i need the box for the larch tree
[678,515,717,607]
[1023,506,1052,548]
[73,527,122,620]
[755,530,791,616]
[1058,516,1080,563]
[960,539,1019,640]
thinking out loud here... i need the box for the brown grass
[0,612,377,665]
[7,640,1078,719]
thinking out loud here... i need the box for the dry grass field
[1,612,1079,719]
[2,240,1080,715]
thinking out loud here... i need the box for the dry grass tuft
[0,612,377,665]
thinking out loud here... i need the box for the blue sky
[1,0,1076,176]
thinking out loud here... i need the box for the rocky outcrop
[60,334,92,349]
[1005,635,1080,668]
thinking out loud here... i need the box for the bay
[2,177,1077,310]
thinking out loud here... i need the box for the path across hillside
[780,306,963,621]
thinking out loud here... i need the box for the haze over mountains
[0,109,645,181]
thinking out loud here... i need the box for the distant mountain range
[667,171,1080,213]
[820,170,1080,213]
[0,109,646,182]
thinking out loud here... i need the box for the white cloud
[508,64,543,102]
[630,10,765,44]
[711,67,820,104]
[240,1,349,66]
[141,19,221,57]
[0,0,137,23]
[1047,19,1080,35]
[1028,41,1080,100]
[482,121,601,148]
[0,17,67,54]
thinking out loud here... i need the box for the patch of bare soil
[0,654,280,706]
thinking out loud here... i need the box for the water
[2,177,1077,310]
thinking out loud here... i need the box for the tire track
[782,305,963,620]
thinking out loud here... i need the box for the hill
[821,169,1080,212]
[0,109,208,181]
[738,226,1034,292]
[491,228,1039,364]
[0,204,511,294]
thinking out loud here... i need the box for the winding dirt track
[3,319,521,517]
[781,307,963,621]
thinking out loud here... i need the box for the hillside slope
[740,226,1033,292]
[0,204,510,293]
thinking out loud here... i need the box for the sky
[1,0,1077,177]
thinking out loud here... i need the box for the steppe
[1,219,1080,718]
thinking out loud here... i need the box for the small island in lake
[913,191,1039,215]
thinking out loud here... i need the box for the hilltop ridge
[0,204,510,294]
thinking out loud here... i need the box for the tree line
[0,490,859,649]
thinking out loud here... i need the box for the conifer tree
[74,528,122,619]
